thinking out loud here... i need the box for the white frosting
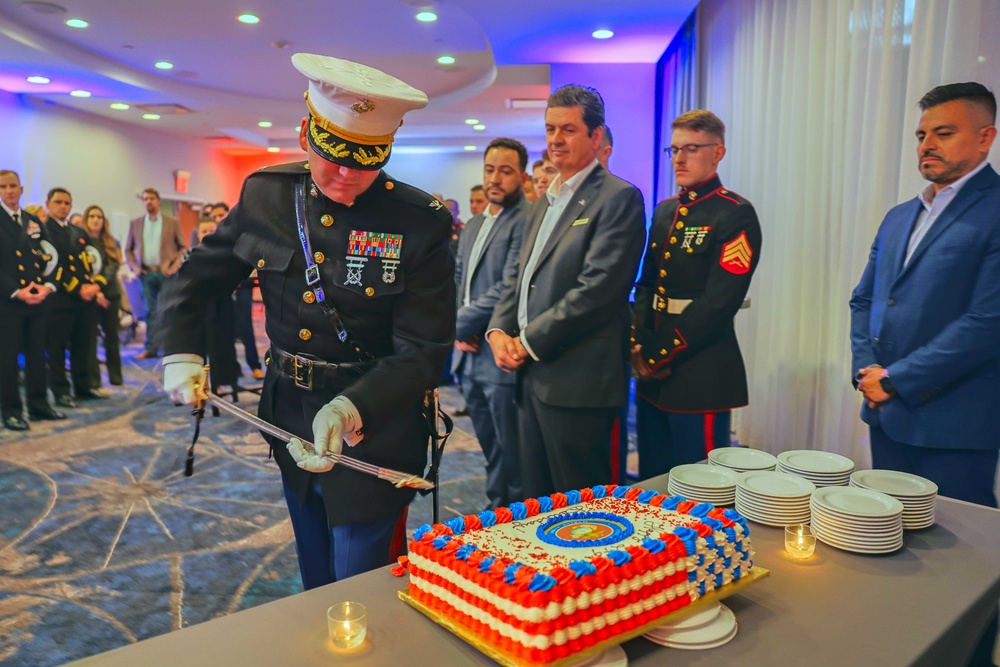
[409,496,753,655]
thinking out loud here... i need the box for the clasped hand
[856,365,892,408]
[629,344,672,381]
[487,331,527,372]
[16,282,51,305]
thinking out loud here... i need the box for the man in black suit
[0,170,65,429]
[487,85,647,498]
[454,138,528,508]
[631,110,762,477]
[43,187,105,407]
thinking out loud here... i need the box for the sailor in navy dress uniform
[631,110,762,478]
[160,54,455,589]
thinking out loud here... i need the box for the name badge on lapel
[572,218,590,227]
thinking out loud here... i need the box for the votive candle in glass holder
[784,524,816,559]
[327,601,367,649]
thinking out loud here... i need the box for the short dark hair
[601,125,613,147]
[672,110,726,144]
[484,137,528,172]
[918,82,997,124]
[531,159,544,171]
[0,169,20,184]
[47,187,71,202]
[142,187,160,200]
[541,149,551,163]
[214,201,230,213]
[470,184,484,193]
[547,85,605,135]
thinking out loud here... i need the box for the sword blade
[205,395,434,491]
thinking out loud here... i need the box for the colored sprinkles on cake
[406,485,755,665]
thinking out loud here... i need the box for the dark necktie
[11,211,19,229]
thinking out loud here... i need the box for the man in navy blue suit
[453,138,528,508]
[850,82,998,666]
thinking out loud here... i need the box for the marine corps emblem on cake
[346,230,403,285]
[537,511,634,548]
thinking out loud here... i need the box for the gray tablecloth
[69,474,1000,666]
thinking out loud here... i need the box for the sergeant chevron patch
[720,231,752,274]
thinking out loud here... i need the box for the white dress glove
[286,396,363,473]
[162,354,206,405]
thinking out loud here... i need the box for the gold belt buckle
[292,354,314,390]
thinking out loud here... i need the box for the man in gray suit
[487,85,646,498]
[454,138,529,508]
[124,187,187,359]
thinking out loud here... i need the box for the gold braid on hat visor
[306,103,396,167]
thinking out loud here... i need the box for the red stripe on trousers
[610,416,621,482]
[703,413,716,457]
[388,506,409,562]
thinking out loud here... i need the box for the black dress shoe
[29,407,67,421]
[55,395,78,408]
[76,388,109,400]
[4,416,29,431]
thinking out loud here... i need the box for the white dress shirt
[905,159,989,266]
[142,213,163,268]
[516,158,600,359]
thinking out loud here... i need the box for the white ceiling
[0,0,698,155]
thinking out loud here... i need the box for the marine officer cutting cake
[159,53,455,589]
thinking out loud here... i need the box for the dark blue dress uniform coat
[161,163,455,525]
[633,175,762,412]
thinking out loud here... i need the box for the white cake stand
[564,644,628,667]
[641,602,737,649]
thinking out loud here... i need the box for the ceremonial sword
[186,368,434,491]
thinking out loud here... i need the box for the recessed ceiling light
[65,18,89,28]
[142,113,160,120]
[237,13,260,24]
[473,124,486,131]
[155,61,174,70]
[258,121,273,128]
[464,118,478,125]
[592,29,614,39]
[436,55,456,65]
[109,103,130,110]
[70,90,91,98]
[26,76,50,84]
[463,145,477,151]
[415,11,437,22]
[267,146,280,153]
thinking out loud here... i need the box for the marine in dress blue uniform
[631,111,762,477]
[160,54,455,589]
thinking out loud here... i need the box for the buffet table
[68,474,1000,667]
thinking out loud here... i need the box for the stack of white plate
[733,471,814,526]
[776,450,855,487]
[643,603,737,650]
[668,464,737,506]
[708,447,777,472]
[849,469,937,529]
[809,486,904,554]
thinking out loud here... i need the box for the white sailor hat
[292,53,428,171]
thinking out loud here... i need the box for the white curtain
[692,0,1000,464]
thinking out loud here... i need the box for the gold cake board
[399,565,770,667]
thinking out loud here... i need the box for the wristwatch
[879,369,896,396]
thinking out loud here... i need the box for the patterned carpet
[0,306,639,666]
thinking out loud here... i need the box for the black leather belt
[266,346,368,391]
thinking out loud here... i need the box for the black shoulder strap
[294,178,374,363]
